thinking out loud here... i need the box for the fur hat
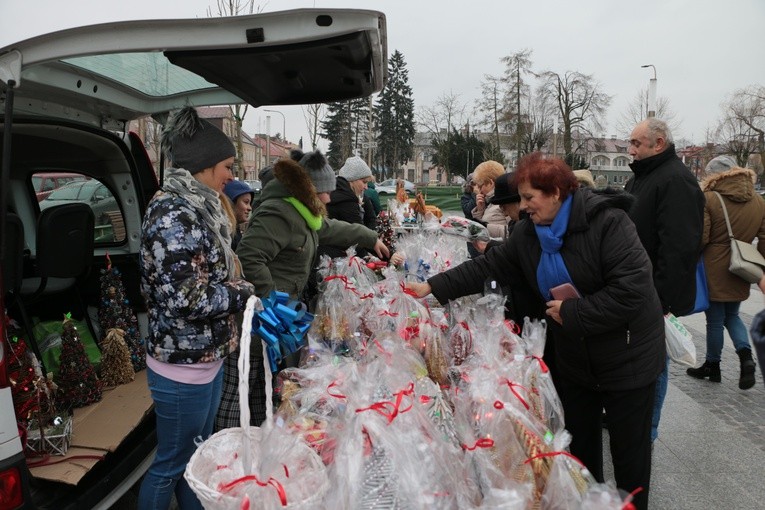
[339,156,373,182]
[573,169,595,188]
[273,158,326,217]
[290,149,336,193]
[705,155,737,175]
[161,106,236,174]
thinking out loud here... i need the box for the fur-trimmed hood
[270,158,326,217]
[701,167,757,203]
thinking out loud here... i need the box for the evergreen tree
[431,130,491,181]
[375,50,415,175]
[322,98,370,169]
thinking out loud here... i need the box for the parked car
[244,179,262,193]
[0,9,387,509]
[31,172,90,202]
[376,178,416,195]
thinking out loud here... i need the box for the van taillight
[0,467,23,509]
[0,325,7,388]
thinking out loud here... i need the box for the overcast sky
[2,0,763,151]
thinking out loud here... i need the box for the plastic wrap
[521,317,565,434]
[440,215,491,242]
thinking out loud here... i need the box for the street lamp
[263,109,286,143]
[641,64,657,118]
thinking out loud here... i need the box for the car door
[0,9,387,128]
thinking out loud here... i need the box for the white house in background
[585,135,632,187]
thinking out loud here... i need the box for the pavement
[604,290,765,510]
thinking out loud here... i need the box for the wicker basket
[185,296,328,509]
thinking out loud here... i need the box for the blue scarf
[535,195,574,301]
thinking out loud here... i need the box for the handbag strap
[712,191,736,240]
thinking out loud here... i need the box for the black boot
[737,348,756,390]
[686,360,721,382]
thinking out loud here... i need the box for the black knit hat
[161,106,236,174]
[490,172,520,205]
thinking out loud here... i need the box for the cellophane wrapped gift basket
[185,297,329,509]
[187,228,638,509]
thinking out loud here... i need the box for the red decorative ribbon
[327,380,347,400]
[504,319,521,335]
[461,438,495,451]
[526,355,549,373]
[218,475,288,506]
[523,450,586,467]
[323,274,374,299]
[355,383,415,424]
[501,378,530,410]
[622,487,644,510]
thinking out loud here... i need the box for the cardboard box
[29,370,153,485]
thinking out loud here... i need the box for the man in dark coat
[625,118,705,443]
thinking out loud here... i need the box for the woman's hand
[390,252,406,267]
[545,300,563,325]
[759,273,765,294]
[373,238,390,259]
[472,239,488,253]
[476,193,486,211]
[406,281,432,298]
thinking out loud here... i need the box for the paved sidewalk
[604,291,765,509]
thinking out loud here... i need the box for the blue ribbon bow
[252,291,314,372]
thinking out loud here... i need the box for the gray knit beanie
[705,155,737,174]
[338,156,373,182]
[290,149,336,193]
[161,106,236,174]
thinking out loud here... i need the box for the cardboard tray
[29,370,153,485]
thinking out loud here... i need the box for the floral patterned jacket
[140,191,254,364]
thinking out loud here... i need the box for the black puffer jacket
[320,176,375,259]
[625,145,704,316]
[428,188,665,391]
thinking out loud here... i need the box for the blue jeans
[704,301,751,362]
[651,356,669,442]
[138,367,223,510]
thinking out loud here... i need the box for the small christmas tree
[376,211,396,256]
[6,323,39,424]
[98,255,146,372]
[5,315,62,454]
[56,314,102,409]
[99,328,135,387]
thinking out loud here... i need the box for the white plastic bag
[664,314,696,367]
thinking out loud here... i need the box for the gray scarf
[163,167,237,281]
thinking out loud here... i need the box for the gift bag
[185,296,328,509]
[664,313,696,368]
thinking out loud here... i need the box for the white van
[0,9,386,508]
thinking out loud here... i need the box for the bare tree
[417,91,468,144]
[722,85,765,172]
[417,91,468,179]
[539,70,612,161]
[301,103,326,150]
[716,116,761,168]
[474,75,506,151]
[519,92,555,155]
[207,0,265,178]
[616,87,680,137]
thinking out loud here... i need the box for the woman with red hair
[408,152,664,510]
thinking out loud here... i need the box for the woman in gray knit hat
[138,106,255,510]
[216,150,390,430]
